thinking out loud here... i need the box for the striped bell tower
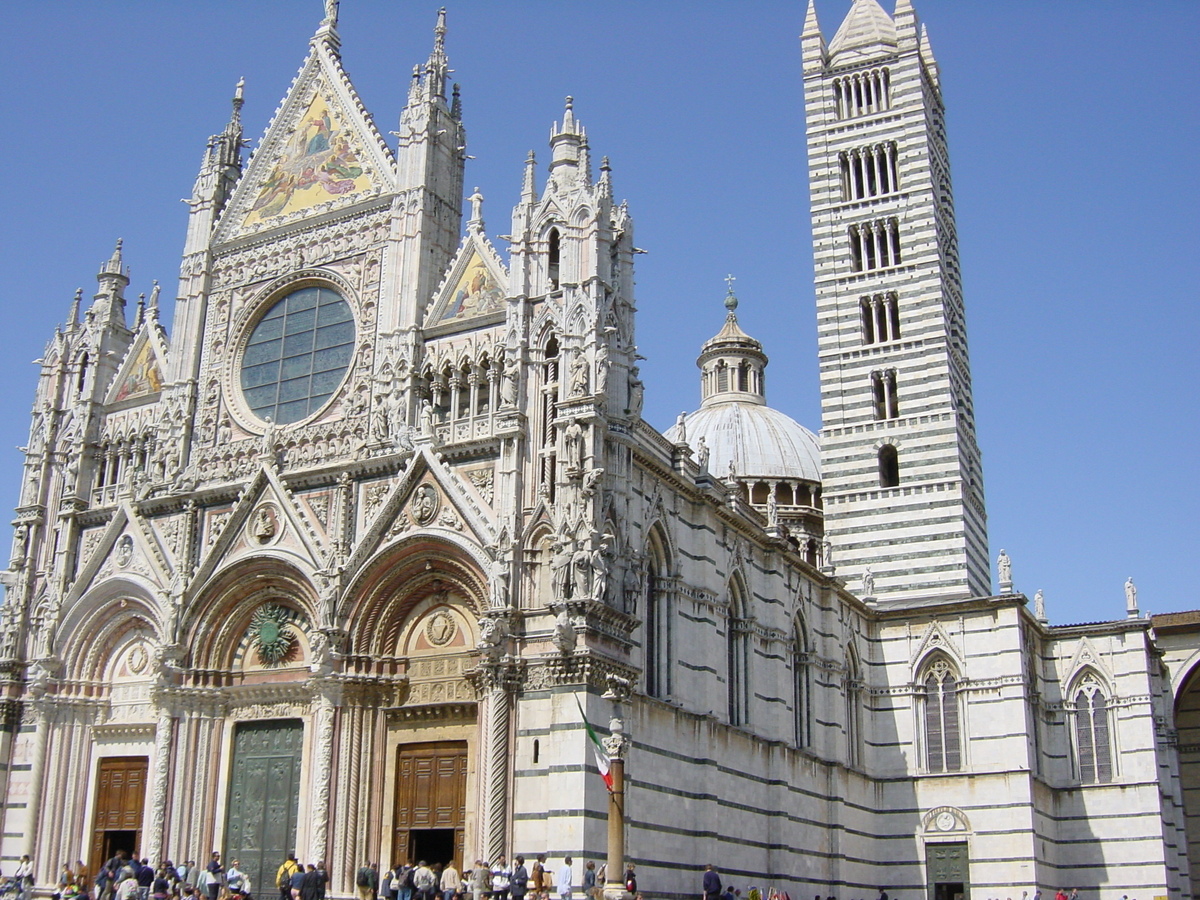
[802,0,989,600]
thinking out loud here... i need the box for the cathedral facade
[3,3,1200,900]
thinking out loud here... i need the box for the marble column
[145,708,175,865]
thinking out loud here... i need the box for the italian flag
[575,695,613,791]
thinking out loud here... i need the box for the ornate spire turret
[696,277,768,408]
[93,239,130,325]
[549,97,587,189]
[66,288,82,333]
[521,150,538,204]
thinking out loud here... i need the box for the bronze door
[90,756,149,873]
[927,842,970,900]
[225,720,304,894]
[393,742,467,866]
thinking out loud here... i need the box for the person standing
[489,858,510,900]
[508,858,527,900]
[277,856,301,900]
[555,859,573,900]
[469,861,489,900]
[702,865,721,900]
[529,857,546,900]
[380,865,399,900]
[227,861,248,899]
[413,862,437,900]
[442,862,461,900]
[15,855,34,900]
[357,863,379,900]
[205,854,224,900]
[622,866,635,897]
[581,863,595,900]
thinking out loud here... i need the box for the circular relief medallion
[251,505,280,545]
[425,611,457,647]
[250,604,295,666]
[127,644,149,675]
[115,534,134,568]
[239,285,355,426]
[411,483,439,526]
[935,811,956,832]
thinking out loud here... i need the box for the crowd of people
[348,854,633,900]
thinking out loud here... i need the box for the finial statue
[997,549,1012,591]
[1125,577,1138,616]
[696,435,710,472]
[862,567,875,598]
[675,412,687,444]
[724,274,738,312]
[1034,589,1046,622]
[323,0,339,26]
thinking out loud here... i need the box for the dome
[666,402,821,483]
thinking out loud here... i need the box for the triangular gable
[105,326,166,406]
[1062,636,1114,692]
[68,503,173,602]
[425,232,509,330]
[214,39,395,242]
[187,465,328,598]
[909,620,965,674]
[342,446,498,583]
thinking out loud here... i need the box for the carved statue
[1034,589,1046,620]
[862,567,875,598]
[572,545,591,600]
[563,418,584,472]
[550,540,573,601]
[627,373,644,418]
[553,607,576,654]
[997,549,1012,586]
[489,554,510,608]
[1125,577,1138,613]
[569,352,590,396]
[581,467,604,498]
[253,507,277,542]
[371,395,391,442]
[696,435,710,472]
[674,412,687,444]
[591,534,613,603]
[767,490,779,526]
[261,416,276,457]
[595,340,610,394]
[500,354,520,408]
[420,399,434,436]
[477,614,509,660]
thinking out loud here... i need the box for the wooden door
[90,756,148,872]
[393,742,468,865]
[225,720,304,895]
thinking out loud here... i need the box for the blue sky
[1,2,1196,626]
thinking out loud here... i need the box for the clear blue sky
[1,2,1196,626]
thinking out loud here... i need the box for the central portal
[224,720,304,894]
[393,741,468,866]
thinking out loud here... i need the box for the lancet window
[840,143,899,201]
[727,584,750,727]
[921,656,962,773]
[848,219,902,272]
[644,534,671,700]
[833,68,891,119]
[878,444,899,488]
[793,618,811,749]
[537,336,560,502]
[1072,671,1113,784]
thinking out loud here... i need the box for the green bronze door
[927,841,970,900]
[225,720,304,894]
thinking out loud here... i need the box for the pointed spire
[215,77,246,170]
[828,0,896,60]
[134,293,146,330]
[67,288,82,332]
[468,187,485,232]
[93,239,130,325]
[420,7,450,101]
[549,97,585,185]
[434,7,447,54]
[919,23,940,86]
[561,95,577,135]
[451,83,462,121]
[598,156,612,200]
[579,134,592,186]
[801,0,828,72]
[521,150,538,204]
[894,0,919,48]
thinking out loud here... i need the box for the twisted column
[145,708,174,864]
[479,682,511,862]
[309,689,337,863]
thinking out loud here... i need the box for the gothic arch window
[727,581,750,727]
[878,444,899,488]
[793,617,811,748]
[547,228,561,290]
[1072,671,1114,784]
[920,655,962,773]
[644,529,671,700]
[537,335,560,503]
[77,352,89,394]
[845,648,863,767]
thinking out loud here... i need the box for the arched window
[644,530,671,700]
[922,656,961,772]
[77,352,89,394]
[845,648,863,767]
[547,228,561,290]
[793,618,811,748]
[727,583,749,727]
[879,444,899,488]
[1073,672,1113,784]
